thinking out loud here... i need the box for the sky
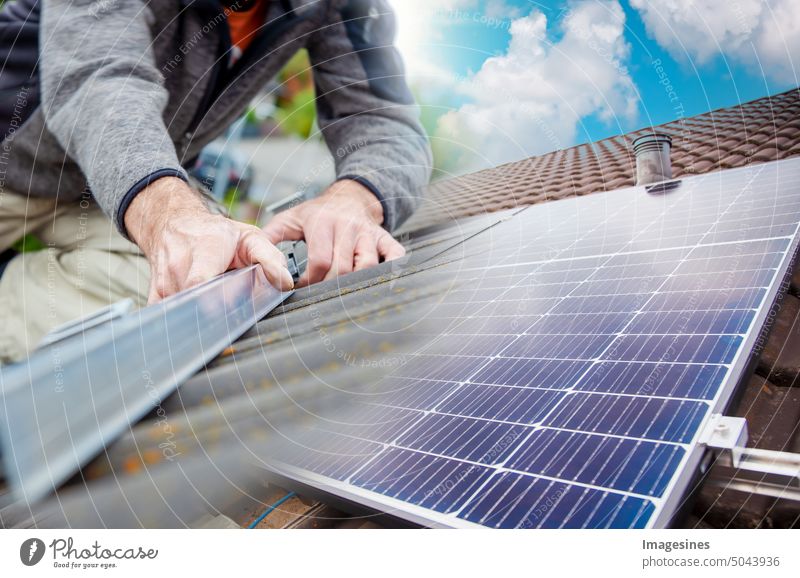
[387,0,800,175]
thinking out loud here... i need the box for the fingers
[324,221,358,281]
[353,230,380,271]
[263,211,304,245]
[183,258,226,289]
[148,244,218,304]
[377,230,406,261]
[299,218,335,287]
[261,190,406,287]
[148,244,183,303]
[145,215,295,303]
[237,227,295,291]
[183,239,235,289]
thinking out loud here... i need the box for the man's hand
[125,177,294,303]
[263,180,405,286]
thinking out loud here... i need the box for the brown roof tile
[401,88,800,232]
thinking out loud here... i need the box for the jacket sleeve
[39,0,187,239]
[306,0,432,232]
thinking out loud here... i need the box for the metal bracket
[700,414,800,481]
[38,298,135,348]
[279,240,307,283]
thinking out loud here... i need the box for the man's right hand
[124,177,294,303]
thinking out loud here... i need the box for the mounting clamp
[699,414,800,500]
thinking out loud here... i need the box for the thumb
[263,211,305,245]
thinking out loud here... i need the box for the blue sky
[389,0,799,173]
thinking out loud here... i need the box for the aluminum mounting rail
[0,265,291,504]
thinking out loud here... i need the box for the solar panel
[261,158,800,528]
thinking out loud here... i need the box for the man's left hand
[263,180,405,286]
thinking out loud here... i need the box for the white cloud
[436,0,639,173]
[389,0,521,82]
[630,0,800,83]
[483,0,523,19]
[389,0,477,79]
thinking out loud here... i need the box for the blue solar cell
[572,277,664,296]
[715,212,800,229]
[420,334,517,356]
[458,472,655,528]
[590,262,681,281]
[574,361,727,399]
[626,309,756,335]
[660,269,775,293]
[469,358,592,388]
[442,298,559,316]
[675,253,784,275]
[436,383,564,423]
[365,377,461,410]
[604,248,689,266]
[449,315,541,334]
[396,414,525,464]
[474,273,531,289]
[351,448,493,514]
[623,238,701,253]
[645,288,767,311]
[605,334,742,364]
[502,283,581,300]
[505,429,685,496]
[394,354,489,381]
[551,294,645,315]
[542,393,708,443]
[536,255,609,272]
[703,223,798,244]
[501,333,617,359]
[526,268,596,285]
[320,406,423,444]
[277,434,384,482]
[685,237,788,259]
[526,312,632,335]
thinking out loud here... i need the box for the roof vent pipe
[632,133,672,185]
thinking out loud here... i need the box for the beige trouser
[0,191,150,363]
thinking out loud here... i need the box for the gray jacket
[0,0,432,236]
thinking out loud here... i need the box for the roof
[6,88,800,530]
[400,88,800,233]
